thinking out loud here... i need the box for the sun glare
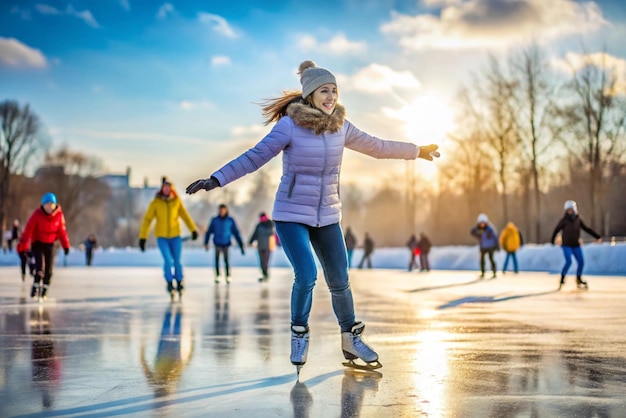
[401,92,454,180]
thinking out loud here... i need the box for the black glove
[139,239,146,252]
[63,248,69,256]
[186,176,220,194]
[418,144,440,161]
[191,231,198,241]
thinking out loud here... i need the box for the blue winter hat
[41,192,57,205]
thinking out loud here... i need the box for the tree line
[1,45,625,248]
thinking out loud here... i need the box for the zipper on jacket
[288,174,297,198]
[316,134,328,227]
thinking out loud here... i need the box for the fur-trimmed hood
[286,102,346,135]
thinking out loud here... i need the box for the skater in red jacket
[19,192,70,301]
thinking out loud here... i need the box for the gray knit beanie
[299,60,337,98]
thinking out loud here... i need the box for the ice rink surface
[1,266,625,417]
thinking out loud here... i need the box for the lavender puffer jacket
[211,116,418,227]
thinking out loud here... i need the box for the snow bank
[1,243,624,276]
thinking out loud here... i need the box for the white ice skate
[290,325,309,378]
[341,322,382,371]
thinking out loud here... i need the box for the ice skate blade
[296,365,303,379]
[342,359,382,372]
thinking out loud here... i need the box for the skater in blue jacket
[204,204,245,283]
[471,213,499,278]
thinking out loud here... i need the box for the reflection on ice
[30,307,61,409]
[340,370,381,418]
[141,305,194,398]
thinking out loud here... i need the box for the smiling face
[311,83,338,115]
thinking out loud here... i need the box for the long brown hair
[260,91,319,125]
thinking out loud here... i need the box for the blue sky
[1,0,625,196]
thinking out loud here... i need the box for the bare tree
[558,51,626,231]
[461,59,519,222]
[0,100,46,233]
[510,45,559,242]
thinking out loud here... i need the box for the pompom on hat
[299,60,337,99]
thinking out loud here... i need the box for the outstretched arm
[344,120,440,161]
[579,219,601,240]
[186,118,292,194]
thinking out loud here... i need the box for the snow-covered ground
[1,242,625,275]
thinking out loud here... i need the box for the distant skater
[249,212,276,282]
[139,177,198,299]
[358,232,375,269]
[205,204,245,284]
[344,227,357,269]
[406,234,419,272]
[19,193,70,301]
[17,241,36,282]
[84,234,97,266]
[551,200,601,290]
[471,214,498,279]
[417,232,432,272]
[499,222,522,274]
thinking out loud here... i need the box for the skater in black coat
[551,200,601,290]
[417,232,432,272]
[249,212,276,282]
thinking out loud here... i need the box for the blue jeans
[562,246,584,277]
[503,251,518,273]
[157,237,183,283]
[275,222,355,332]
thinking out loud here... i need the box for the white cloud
[0,37,47,69]
[119,0,130,11]
[198,13,238,38]
[35,4,99,28]
[297,33,366,55]
[179,100,215,111]
[381,0,606,51]
[156,3,174,19]
[552,52,626,95]
[338,63,421,94]
[211,55,231,67]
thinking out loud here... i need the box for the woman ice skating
[18,192,70,301]
[185,60,440,375]
[499,222,522,274]
[139,177,198,300]
[249,212,276,282]
[551,200,601,290]
[204,204,245,284]
[471,214,499,278]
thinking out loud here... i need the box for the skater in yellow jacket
[139,177,198,298]
[499,222,522,274]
